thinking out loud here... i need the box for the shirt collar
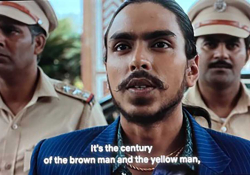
[181,111,195,170]
[183,83,220,122]
[183,82,250,122]
[0,95,9,111]
[25,67,59,108]
[0,67,59,111]
[113,123,131,174]
[112,110,195,174]
[234,82,250,113]
[34,67,58,98]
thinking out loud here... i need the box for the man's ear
[34,34,46,55]
[246,49,250,64]
[186,55,199,88]
[104,61,107,70]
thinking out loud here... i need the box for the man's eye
[227,43,239,50]
[152,42,170,49]
[204,42,217,49]
[114,44,131,51]
[2,27,20,36]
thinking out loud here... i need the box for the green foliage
[39,18,81,86]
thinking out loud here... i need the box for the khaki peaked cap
[188,0,250,38]
[0,0,58,35]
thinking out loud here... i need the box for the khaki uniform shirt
[183,82,250,140]
[0,68,107,175]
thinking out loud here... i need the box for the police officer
[0,1,107,174]
[183,0,250,139]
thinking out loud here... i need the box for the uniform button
[5,163,11,170]
[221,126,227,132]
[12,124,18,130]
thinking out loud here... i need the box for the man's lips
[127,87,155,95]
[0,53,9,58]
[126,78,156,89]
[125,78,156,95]
[0,53,10,63]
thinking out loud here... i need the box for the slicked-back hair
[103,0,197,62]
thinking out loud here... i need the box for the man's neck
[0,67,39,115]
[198,80,241,118]
[120,104,185,158]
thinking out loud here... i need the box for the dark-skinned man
[0,1,107,174]
[29,0,250,174]
[183,0,250,140]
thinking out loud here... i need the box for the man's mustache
[115,70,166,92]
[208,60,233,69]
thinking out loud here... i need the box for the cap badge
[38,19,43,25]
[214,0,227,12]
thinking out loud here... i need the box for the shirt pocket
[23,150,33,172]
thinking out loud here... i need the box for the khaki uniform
[0,68,107,175]
[183,82,250,140]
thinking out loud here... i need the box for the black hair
[27,24,46,42]
[103,0,197,62]
[244,35,250,50]
[27,24,46,62]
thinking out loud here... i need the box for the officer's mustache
[114,70,166,92]
[208,60,233,69]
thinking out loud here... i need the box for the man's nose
[213,43,230,60]
[129,45,152,72]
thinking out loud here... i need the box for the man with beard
[183,0,250,140]
[0,1,107,174]
[29,0,250,175]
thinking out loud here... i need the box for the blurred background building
[43,0,250,101]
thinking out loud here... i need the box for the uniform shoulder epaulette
[54,83,95,106]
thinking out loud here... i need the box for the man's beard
[108,75,186,126]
